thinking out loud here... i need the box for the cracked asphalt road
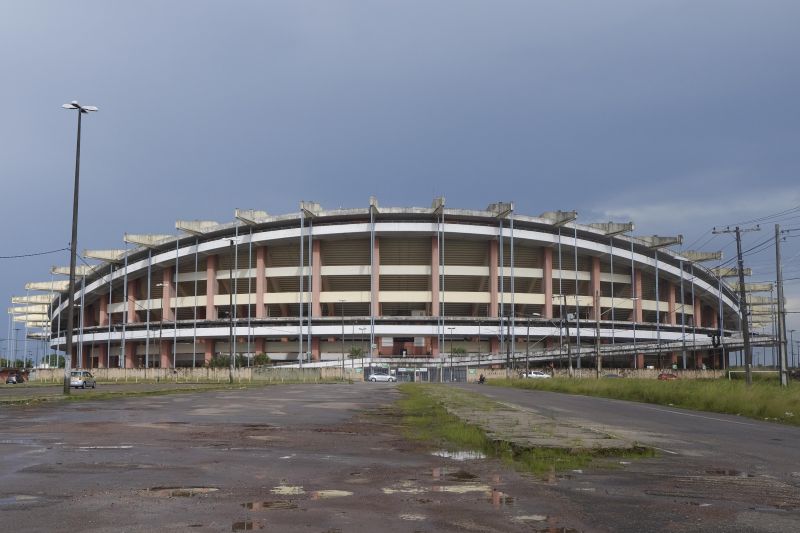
[1,382,799,532]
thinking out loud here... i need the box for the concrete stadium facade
[39,200,742,369]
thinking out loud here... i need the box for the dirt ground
[1,383,798,532]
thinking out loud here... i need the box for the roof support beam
[588,222,635,235]
[540,210,577,226]
[637,235,683,249]
[175,220,220,235]
[83,249,126,262]
[682,251,723,262]
[235,209,270,225]
[123,233,174,247]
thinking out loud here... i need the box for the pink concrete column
[490,337,500,354]
[160,341,171,369]
[543,247,553,319]
[312,240,322,317]
[694,297,703,327]
[98,295,108,327]
[667,282,676,325]
[636,353,645,369]
[254,338,265,355]
[430,336,439,356]
[694,351,703,369]
[633,269,643,323]
[255,246,266,318]
[127,279,139,323]
[97,343,108,368]
[311,337,320,361]
[206,255,217,320]
[371,237,380,317]
[591,256,601,320]
[431,237,440,317]
[83,304,94,328]
[162,266,174,322]
[489,240,498,317]
[711,307,718,330]
[204,339,215,365]
[124,341,136,368]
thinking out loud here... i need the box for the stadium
[17,199,752,371]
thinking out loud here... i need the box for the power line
[0,247,70,260]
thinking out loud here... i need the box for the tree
[452,346,467,356]
[348,346,364,358]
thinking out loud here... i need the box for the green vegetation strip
[397,384,652,478]
[492,378,800,425]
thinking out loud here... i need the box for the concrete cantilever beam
[487,202,513,218]
[234,209,270,225]
[747,295,775,306]
[25,280,70,292]
[11,295,53,305]
[588,222,635,235]
[50,265,101,277]
[300,201,322,217]
[83,249,127,262]
[124,233,174,247]
[369,196,379,214]
[175,221,220,235]
[729,282,773,293]
[8,304,48,315]
[540,210,577,226]
[682,251,723,262]
[431,196,445,214]
[636,235,683,249]
[711,267,752,278]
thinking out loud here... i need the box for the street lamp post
[228,240,234,384]
[447,326,455,380]
[359,326,367,366]
[61,100,97,395]
[339,299,345,378]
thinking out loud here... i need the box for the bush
[349,346,364,358]
[451,346,467,356]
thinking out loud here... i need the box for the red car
[657,373,679,381]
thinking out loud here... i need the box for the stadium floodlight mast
[61,101,98,395]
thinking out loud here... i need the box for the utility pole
[595,289,601,379]
[775,224,789,386]
[713,225,759,386]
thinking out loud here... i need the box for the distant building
[26,200,746,369]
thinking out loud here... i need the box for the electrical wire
[0,247,70,259]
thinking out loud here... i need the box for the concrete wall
[30,367,361,383]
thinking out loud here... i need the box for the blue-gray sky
[2,1,800,358]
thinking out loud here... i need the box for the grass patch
[397,383,652,478]
[492,378,800,425]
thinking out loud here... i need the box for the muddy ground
[1,383,798,532]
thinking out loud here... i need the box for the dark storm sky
[2,1,799,348]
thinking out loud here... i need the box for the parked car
[5,374,22,384]
[368,373,396,382]
[70,371,97,389]
[523,371,552,379]
[657,372,679,381]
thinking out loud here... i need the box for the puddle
[0,495,39,506]
[310,490,353,499]
[489,489,515,507]
[144,486,218,497]
[78,446,133,450]
[400,514,426,521]
[231,520,264,531]
[270,484,305,495]
[512,515,548,522]
[432,483,491,494]
[242,500,298,510]
[706,469,752,478]
[382,481,427,494]
[431,450,486,461]
[449,470,478,482]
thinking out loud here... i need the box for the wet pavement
[1,382,799,531]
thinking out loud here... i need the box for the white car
[368,373,396,382]
[523,371,551,379]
